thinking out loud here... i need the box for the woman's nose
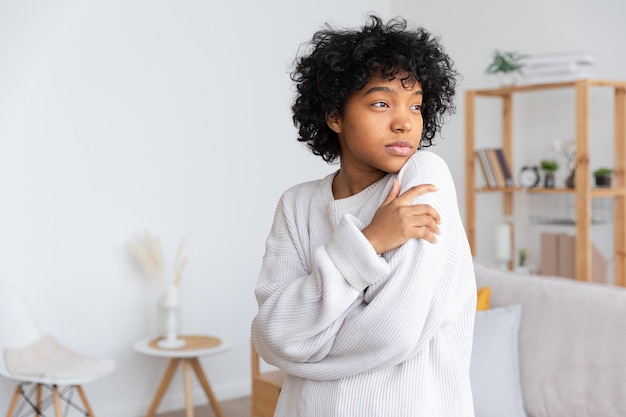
[392,111,412,132]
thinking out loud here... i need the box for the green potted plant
[593,167,614,187]
[515,248,530,274]
[519,249,527,267]
[485,50,527,86]
[540,159,559,188]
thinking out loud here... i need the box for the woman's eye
[372,102,389,108]
[411,104,422,111]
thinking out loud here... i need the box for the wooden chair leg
[36,384,42,417]
[76,385,96,417]
[190,358,225,417]
[5,385,21,417]
[145,358,180,417]
[52,386,62,417]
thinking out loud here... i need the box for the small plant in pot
[515,249,530,274]
[485,50,527,86]
[593,167,614,187]
[540,159,559,188]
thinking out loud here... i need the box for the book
[557,233,576,279]
[523,71,596,85]
[522,61,594,76]
[476,148,497,188]
[486,148,506,187]
[540,233,607,282]
[494,148,515,187]
[540,232,559,276]
[524,51,597,67]
[475,151,491,188]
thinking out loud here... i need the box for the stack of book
[540,232,606,283]
[475,148,514,188]
[522,51,596,85]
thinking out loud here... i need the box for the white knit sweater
[252,150,476,417]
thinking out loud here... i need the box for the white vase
[497,72,518,86]
[156,285,185,349]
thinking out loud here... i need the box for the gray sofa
[472,261,626,417]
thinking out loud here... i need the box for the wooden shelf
[474,187,626,198]
[471,79,626,97]
[465,78,626,285]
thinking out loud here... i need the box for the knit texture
[252,151,476,417]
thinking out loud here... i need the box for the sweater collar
[320,170,392,212]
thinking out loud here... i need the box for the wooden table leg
[190,358,225,417]
[76,385,95,417]
[183,360,194,417]
[145,358,181,417]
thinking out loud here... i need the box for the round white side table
[133,334,232,417]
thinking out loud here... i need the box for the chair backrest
[0,282,42,375]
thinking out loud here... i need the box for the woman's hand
[362,180,440,254]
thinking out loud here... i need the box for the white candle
[495,223,512,263]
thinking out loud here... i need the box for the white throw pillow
[470,304,526,417]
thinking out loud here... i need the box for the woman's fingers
[381,179,401,206]
[397,205,441,241]
[395,184,438,206]
[409,203,441,226]
[363,181,442,253]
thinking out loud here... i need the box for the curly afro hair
[291,15,458,163]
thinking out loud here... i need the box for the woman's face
[327,74,424,179]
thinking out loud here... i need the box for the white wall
[0,2,391,416]
[1,0,625,416]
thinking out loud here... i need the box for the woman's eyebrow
[363,86,394,95]
[363,86,423,96]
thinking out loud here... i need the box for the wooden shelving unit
[465,79,626,285]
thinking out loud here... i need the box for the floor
[155,396,251,417]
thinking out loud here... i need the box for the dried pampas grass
[128,231,187,291]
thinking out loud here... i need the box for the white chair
[0,282,115,417]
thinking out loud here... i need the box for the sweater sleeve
[322,152,475,374]
[254,152,475,381]
[251,185,390,367]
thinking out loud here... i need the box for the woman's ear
[325,111,342,133]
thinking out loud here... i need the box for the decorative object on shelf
[521,51,596,85]
[540,159,558,188]
[553,139,576,188]
[593,167,614,188]
[565,170,575,189]
[515,249,530,274]
[518,249,527,267]
[495,222,512,270]
[485,50,527,86]
[128,232,188,348]
[518,165,540,188]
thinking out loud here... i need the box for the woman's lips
[385,141,413,156]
